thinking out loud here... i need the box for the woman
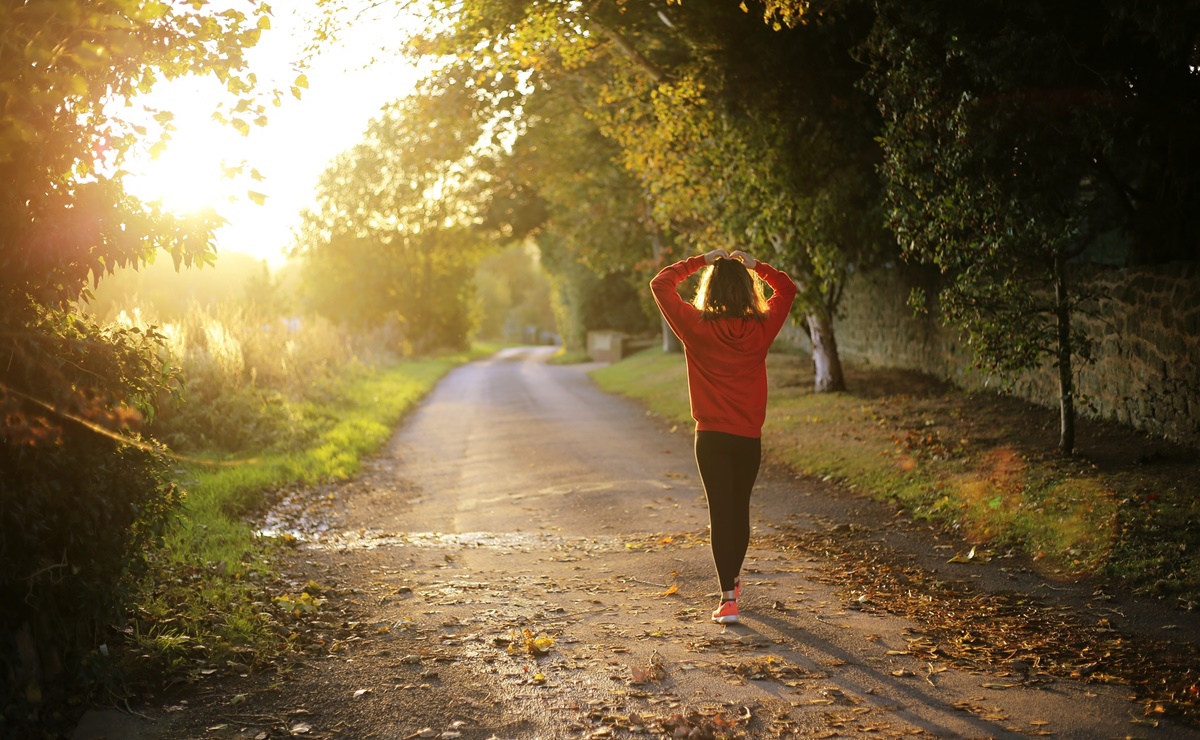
[650,248,797,624]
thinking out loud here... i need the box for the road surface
[78,346,1198,739]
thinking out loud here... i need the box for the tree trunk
[1053,251,1075,456]
[662,317,683,353]
[648,219,683,353]
[806,309,845,392]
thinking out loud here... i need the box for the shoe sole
[712,614,739,624]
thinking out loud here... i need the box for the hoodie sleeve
[754,261,798,341]
[650,255,707,345]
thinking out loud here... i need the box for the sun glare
[123,77,246,217]
[120,0,427,265]
[128,135,240,216]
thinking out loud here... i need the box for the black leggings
[694,430,762,593]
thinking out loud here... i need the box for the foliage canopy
[867,0,1200,452]
[410,0,892,384]
[294,80,493,351]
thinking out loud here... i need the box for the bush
[0,433,180,720]
[0,306,180,730]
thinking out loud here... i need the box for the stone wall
[792,262,1200,448]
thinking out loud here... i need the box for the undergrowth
[591,348,1199,606]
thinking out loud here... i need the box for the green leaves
[862,0,1194,451]
[1,0,275,308]
[294,87,493,350]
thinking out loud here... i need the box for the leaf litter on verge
[760,524,1200,722]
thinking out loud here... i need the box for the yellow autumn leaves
[507,627,555,657]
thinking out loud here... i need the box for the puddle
[303,529,622,552]
[256,486,334,540]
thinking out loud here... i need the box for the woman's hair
[692,257,769,320]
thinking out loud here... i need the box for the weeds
[144,352,470,622]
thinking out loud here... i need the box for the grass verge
[125,346,493,681]
[591,348,1199,606]
[546,346,594,365]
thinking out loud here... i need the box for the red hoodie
[650,255,798,438]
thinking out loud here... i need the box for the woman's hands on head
[730,250,757,269]
[703,248,757,268]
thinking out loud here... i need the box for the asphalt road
[76,346,1199,739]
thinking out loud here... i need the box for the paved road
[78,346,1198,739]
[358,345,706,537]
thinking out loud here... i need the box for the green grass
[591,348,1197,599]
[546,347,595,365]
[130,346,492,671]
[589,348,693,422]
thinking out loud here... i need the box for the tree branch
[588,18,668,85]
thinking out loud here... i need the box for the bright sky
[123,1,425,268]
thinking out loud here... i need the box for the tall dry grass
[111,302,404,455]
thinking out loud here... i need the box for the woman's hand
[730,250,757,268]
[703,248,729,264]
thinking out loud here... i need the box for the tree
[392,52,673,353]
[1,0,279,441]
[294,82,492,351]
[416,0,890,390]
[1,1,277,306]
[0,0,277,724]
[473,242,556,343]
[866,0,1200,454]
[498,78,669,352]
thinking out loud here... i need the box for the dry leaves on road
[761,524,1200,724]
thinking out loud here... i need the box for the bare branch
[588,18,668,85]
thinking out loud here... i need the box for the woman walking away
[650,248,797,624]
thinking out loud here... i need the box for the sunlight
[120,1,427,266]
[123,79,244,216]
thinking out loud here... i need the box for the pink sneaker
[712,599,739,624]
